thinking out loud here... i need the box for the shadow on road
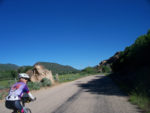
[77,75,127,97]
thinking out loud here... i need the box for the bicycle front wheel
[25,108,32,113]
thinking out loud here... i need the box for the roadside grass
[103,73,111,76]
[129,91,150,113]
[57,72,99,83]
[128,68,150,113]
[0,79,16,100]
[113,82,150,113]
[27,82,42,90]
[0,79,16,90]
[0,92,8,100]
[109,70,150,113]
[58,73,87,82]
[113,83,150,113]
[0,73,100,100]
[27,78,52,90]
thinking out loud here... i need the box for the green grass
[0,79,16,89]
[41,78,52,87]
[0,92,8,100]
[113,83,150,113]
[129,92,150,113]
[58,73,94,83]
[0,73,99,100]
[129,93,150,112]
[27,82,42,90]
[0,79,16,100]
[110,72,150,113]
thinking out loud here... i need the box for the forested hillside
[111,30,150,91]
[0,64,19,71]
[109,30,150,112]
[112,30,150,72]
[35,62,79,75]
[0,62,79,79]
[0,64,19,79]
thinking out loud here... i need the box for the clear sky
[0,0,150,69]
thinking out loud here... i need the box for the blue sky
[0,0,150,69]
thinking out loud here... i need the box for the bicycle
[12,96,34,113]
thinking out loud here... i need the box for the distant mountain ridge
[0,62,79,75]
[35,62,79,75]
[0,63,19,71]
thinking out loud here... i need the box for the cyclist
[5,73,36,113]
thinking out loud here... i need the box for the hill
[0,63,19,71]
[35,62,80,75]
[0,62,79,79]
[98,30,150,91]
[98,30,150,76]
[111,30,150,92]
[99,30,150,112]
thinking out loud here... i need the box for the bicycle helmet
[18,73,30,79]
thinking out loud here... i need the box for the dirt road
[0,75,142,113]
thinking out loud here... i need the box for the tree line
[112,30,150,72]
[110,30,150,96]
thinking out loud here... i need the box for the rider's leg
[5,100,14,109]
[5,101,18,113]
[12,110,17,113]
[14,100,24,113]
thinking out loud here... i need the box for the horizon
[0,61,98,70]
[0,0,150,69]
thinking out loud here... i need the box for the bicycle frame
[14,97,32,113]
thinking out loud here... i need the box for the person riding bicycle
[5,73,36,113]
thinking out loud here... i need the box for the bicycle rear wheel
[25,108,32,113]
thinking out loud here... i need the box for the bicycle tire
[25,108,32,113]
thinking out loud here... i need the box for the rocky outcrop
[26,64,55,84]
[98,52,121,72]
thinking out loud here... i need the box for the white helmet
[18,73,30,79]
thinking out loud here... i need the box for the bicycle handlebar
[21,97,32,104]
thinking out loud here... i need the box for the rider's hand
[32,97,36,101]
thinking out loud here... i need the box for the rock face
[26,64,55,84]
[98,52,121,72]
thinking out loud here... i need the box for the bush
[0,92,7,100]
[102,65,111,73]
[0,86,5,90]
[82,67,98,74]
[27,82,42,90]
[41,78,51,87]
[0,92,4,100]
[112,29,150,72]
[129,91,150,112]
[17,66,33,73]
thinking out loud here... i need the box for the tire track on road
[52,89,82,113]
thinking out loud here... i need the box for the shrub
[0,92,4,100]
[129,91,150,112]
[0,92,7,100]
[82,67,97,74]
[102,65,111,73]
[28,82,42,90]
[0,86,7,90]
[41,78,51,87]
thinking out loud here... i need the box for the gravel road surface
[0,75,142,113]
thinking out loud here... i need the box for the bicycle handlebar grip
[32,97,36,101]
